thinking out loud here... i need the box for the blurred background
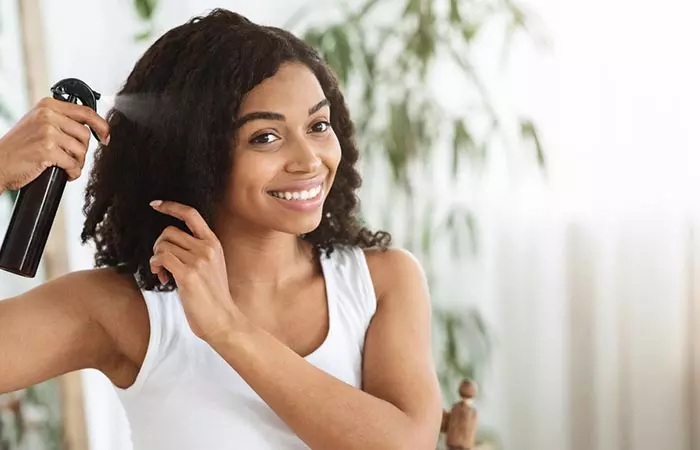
[0,0,699,449]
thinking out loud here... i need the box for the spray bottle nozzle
[50,78,101,105]
[50,78,102,141]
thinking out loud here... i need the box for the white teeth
[270,185,322,201]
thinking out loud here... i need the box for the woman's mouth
[268,184,322,201]
[266,184,324,213]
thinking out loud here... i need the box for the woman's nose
[286,138,323,173]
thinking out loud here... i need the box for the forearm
[210,321,428,450]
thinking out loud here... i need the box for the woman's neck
[213,218,315,292]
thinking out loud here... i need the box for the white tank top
[113,245,377,450]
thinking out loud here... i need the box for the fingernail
[150,200,162,208]
[104,134,111,145]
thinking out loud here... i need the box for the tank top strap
[320,245,377,341]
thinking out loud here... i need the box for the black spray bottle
[0,78,101,277]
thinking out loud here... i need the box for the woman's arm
[210,248,442,450]
[0,269,125,394]
[149,201,443,449]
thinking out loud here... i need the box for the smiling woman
[0,7,443,450]
[218,66,339,235]
[81,12,390,290]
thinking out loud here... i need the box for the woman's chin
[271,214,323,236]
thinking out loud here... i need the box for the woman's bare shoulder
[58,266,142,306]
[362,247,426,301]
[66,266,147,320]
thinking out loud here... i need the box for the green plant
[132,0,159,41]
[296,0,542,295]
[296,0,545,183]
[296,1,545,447]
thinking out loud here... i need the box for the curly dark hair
[80,8,390,291]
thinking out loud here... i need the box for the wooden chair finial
[459,379,478,400]
[442,379,478,450]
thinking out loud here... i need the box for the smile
[268,184,322,201]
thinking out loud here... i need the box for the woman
[0,9,441,449]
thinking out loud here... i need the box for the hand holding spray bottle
[0,78,102,277]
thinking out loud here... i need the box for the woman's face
[223,62,341,235]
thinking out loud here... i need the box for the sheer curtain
[481,208,699,450]
[478,0,700,446]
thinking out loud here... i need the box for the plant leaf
[456,209,478,257]
[443,206,478,257]
[415,2,436,78]
[386,100,414,185]
[449,0,461,24]
[133,0,157,21]
[462,22,480,42]
[402,0,421,18]
[421,201,435,257]
[452,120,475,177]
[331,26,353,86]
[520,118,546,168]
[466,211,478,254]
[302,28,323,49]
[350,0,384,22]
[134,29,153,42]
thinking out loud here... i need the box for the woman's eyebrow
[233,111,284,128]
[234,98,330,129]
[308,98,329,115]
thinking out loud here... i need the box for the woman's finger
[157,269,168,286]
[150,200,215,240]
[153,241,196,267]
[149,254,169,285]
[153,225,198,254]
[150,250,187,281]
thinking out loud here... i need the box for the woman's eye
[250,133,279,145]
[310,121,331,133]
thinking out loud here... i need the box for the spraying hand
[0,97,110,194]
